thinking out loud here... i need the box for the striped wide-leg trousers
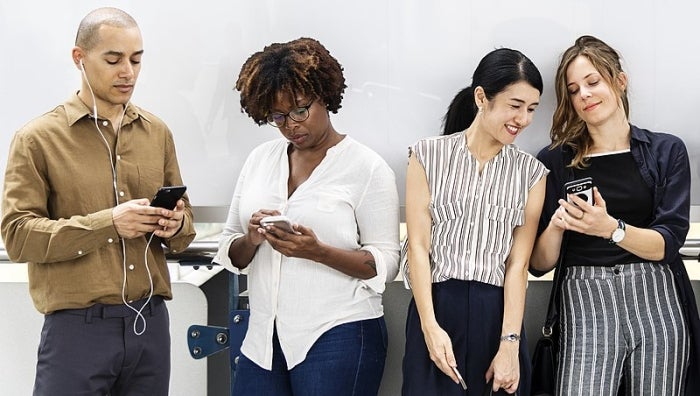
[557,263,689,396]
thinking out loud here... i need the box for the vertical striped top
[403,132,548,287]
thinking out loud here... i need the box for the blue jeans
[232,317,388,396]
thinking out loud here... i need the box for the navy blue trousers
[402,279,531,395]
[33,296,170,396]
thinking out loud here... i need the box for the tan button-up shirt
[1,93,196,313]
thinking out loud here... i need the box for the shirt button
[613,268,620,275]
[128,264,135,271]
[116,155,121,160]
[77,250,83,255]
[102,120,109,126]
[119,191,125,197]
[108,238,114,243]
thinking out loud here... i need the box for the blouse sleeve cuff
[214,233,249,275]
[359,245,399,293]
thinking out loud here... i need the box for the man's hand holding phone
[112,197,184,239]
[149,186,187,238]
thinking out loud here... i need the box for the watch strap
[500,333,521,342]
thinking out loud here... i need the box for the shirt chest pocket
[430,201,464,224]
[484,204,524,253]
[486,204,524,226]
[486,205,525,229]
[315,187,352,213]
[316,194,338,212]
[429,202,464,247]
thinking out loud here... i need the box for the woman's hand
[421,323,462,385]
[486,341,520,394]
[553,187,617,238]
[247,209,281,246]
[260,223,322,261]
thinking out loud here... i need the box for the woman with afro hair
[215,37,400,396]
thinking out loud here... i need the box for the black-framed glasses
[266,100,314,127]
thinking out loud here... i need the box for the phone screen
[150,185,187,209]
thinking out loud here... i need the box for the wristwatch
[609,219,626,244]
[500,333,521,342]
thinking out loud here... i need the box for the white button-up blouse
[215,136,400,370]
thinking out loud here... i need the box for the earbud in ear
[80,60,85,70]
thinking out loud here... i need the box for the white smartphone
[564,177,594,206]
[451,365,467,390]
[259,215,295,234]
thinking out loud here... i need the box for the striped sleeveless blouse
[402,132,548,287]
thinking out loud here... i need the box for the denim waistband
[55,295,165,320]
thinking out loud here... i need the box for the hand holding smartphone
[150,185,187,210]
[260,215,296,234]
[564,177,594,206]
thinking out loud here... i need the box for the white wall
[1,0,699,207]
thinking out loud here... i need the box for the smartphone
[150,185,187,209]
[260,215,296,234]
[564,177,594,206]
[451,365,468,390]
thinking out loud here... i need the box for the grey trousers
[557,263,689,396]
[33,296,170,396]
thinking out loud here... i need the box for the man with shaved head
[1,7,195,395]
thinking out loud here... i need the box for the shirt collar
[629,124,650,144]
[64,92,150,127]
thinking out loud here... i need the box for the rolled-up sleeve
[214,155,251,275]
[356,159,400,293]
[648,138,690,262]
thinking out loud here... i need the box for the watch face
[612,228,625,243]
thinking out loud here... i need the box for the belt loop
[85,307,93,324]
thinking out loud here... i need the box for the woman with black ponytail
[401,47,548,395]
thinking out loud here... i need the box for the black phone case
[564,177,593,193]
[564,177,593,204]
[150,186,187,209]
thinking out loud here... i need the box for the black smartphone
[150,185,187,209]
[564,177,594,206]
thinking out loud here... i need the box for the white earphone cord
[82,62,154,336]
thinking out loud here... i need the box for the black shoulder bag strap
[542,234,568,336]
